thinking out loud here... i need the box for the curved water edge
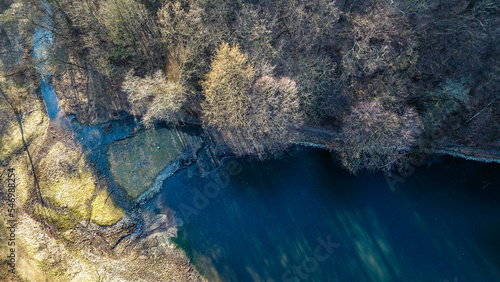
[135,157,195,206]
[31,15,499,185]
[28,6,500,281]
[146,148,500,281]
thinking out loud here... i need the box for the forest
[1,0,499,173]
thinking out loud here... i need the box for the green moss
[107,47,131,63]
[0,82,48,207]
[91,189,124,225]
[107,128,201,199]
[37,258,66,280]
[34,205,78,230]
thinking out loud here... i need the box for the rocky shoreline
[135,156,195,206]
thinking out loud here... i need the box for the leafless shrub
[123,70,188,127]
[340,100,422,173]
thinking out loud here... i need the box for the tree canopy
[19,0,500,172]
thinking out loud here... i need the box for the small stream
[32,14,62,120]
[30,5,500,281]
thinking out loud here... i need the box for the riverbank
[2,0,496,278]
[0,113,207,281]
[434,145,500,164]
[292,140,500,165]
[3,103,497,281]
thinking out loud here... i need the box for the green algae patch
[91,189,124,225]
[108,128,202,199]
[38,141,96,220]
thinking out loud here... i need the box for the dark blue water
[144,148,500,281]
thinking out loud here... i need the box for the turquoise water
[145,148,500,281]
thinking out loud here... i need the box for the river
[30,7,500,281]
[143,147,500,281]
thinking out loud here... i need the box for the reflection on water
[143,148,500,281]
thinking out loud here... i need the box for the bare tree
[122,69,188,126]
[340,100,421,173]
[202,42,307,158]
[202,41,255,131]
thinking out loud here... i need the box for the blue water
[32,21,62,119]
[145,148,500,281]
[39,77,60,119]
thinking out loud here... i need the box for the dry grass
[38,141,96,219]
[107,128,202,199]
[0,99,47,161]
[91,189,124,226]
[9,154,32,206]
[0,88,48,209]
[34,204,77,230]
[13,211,203,282]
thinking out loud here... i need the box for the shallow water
[146,148,500,281]
[32,23,61,119]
